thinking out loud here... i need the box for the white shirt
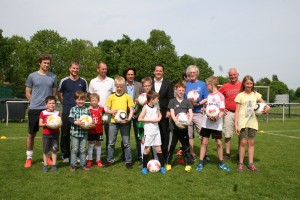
[144,104,160,136]
[154,78,163,93]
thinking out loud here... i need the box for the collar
[154,78,163,83]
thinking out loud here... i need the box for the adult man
[58,61,88,163]
[152,64,174,161]
[185,65,209,160]
[123,67,143,162]
[89,61,115,153]
[24,54,57,168]
[218,68,242,160]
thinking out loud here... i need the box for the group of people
[24,54,270,174]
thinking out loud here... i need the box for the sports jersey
[143,104,160,136]
[219,82,242,111]
[88,106,105,134]
[168,98,193,130]
[39,110,60,135]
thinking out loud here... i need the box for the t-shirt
[202,92,225,131]
[39,110,60,135]
[143,104,160,136]
[185,80,209,113]
[219,82,242,111]
[25,71,57,109]
[168,98,193,130]
[235,91,262,131]
[88,106,105,134]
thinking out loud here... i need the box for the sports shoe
[160,167,167,174]
[96,160,103,167]
[185,165,192,172]
[204,155,211,163]
[141,167,148,175]
[176,149,182,156]
[166,164,172,171]
[248,163,260,172]
[47,157,53,165]
[62,158,70,163]
[224,154,230,161]
[52,165,58,172]
[24,159,32,168]
[197,163,203,172]
[86,160,93,168]
[82,166,90,171]
[219,163,230,172]
[104,162,113,168]
[238,163,243,172]
[126,163,133,169]
[70,166,76,172]
[43,165,49,173]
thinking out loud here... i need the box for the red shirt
[39,110,60,135]
[218,82,242,111]
[88,106,105,134]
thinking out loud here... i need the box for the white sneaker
[62,158,69,163]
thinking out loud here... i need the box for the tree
[217,76,230,85]
[147,29,175,51]
[272,74,279,81]
[256,77,271,86]
[295,87,300,99]
[269,81,289,102]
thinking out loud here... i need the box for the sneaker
[86,160,93,168]
[176,149,182,156]
[219,163,231,172]
[24,159,32,168]
[185,165,192,172]
[166,164,172,171]
[224,154,230,161]
[160,167,167,174]
[47,157,53,165]
[62,158,70,163]
[43,165,49,173]
[52,165,58,172]
[96,160,103,167]
[126,163,133,169]
[238,163,243,172]
[204,155,211,163]
[248,163,260,172]
[82,166,90,171]
[104,162,113,168]
[141,167,148,175]
[197,163,203,172]
[70,166,76,172]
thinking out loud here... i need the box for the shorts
[188,113,203,139]
[223,111,235,138]
[144,134,162,147]
[239,128,257,140]
[200,127,222,139]
[28,109,44,134]
[88,133,103,141]
[42,133,59,154]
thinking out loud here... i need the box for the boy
[86,93,105,168]
[197,76,230,172]
[69,91,93,172]
[106,76,134,169]
[138,90,166,175]
[166,82,194,172]
[39,96,60,172]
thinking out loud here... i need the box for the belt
[227,110,235,113]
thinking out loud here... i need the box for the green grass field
[0,119,299,199]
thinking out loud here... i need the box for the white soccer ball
[79,115,93,129]
[175,112,189,126]
[102,114,108,123]
[137,93,147,106]
[206,104,220,117]
[147,159,161,173]
[254,103,267,115]
[187,90,199,102]
[46,115,62,129]
[114,110,127,123]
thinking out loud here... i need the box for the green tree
[147,29,175,51]
[269,81,289,102]
[217,76,230,85]
[295,87,300,99]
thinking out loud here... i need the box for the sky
[1,0,300,89]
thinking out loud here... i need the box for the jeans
[107,122,132,163]
[70,135,87,167]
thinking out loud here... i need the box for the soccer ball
[187,90,199,102]
[102,114,109,124]
[114,110,127,123]
[175,112,189,126]
[137,93,147,106]
[46,115,62,129]
[147,159,161,173]
[206,104,220,117]
[254,103,267,115]
[79,115,93,129]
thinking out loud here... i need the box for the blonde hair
[89,93,100,101]
[141,77,153,85]
[205,76,219,87]
[114,76,125,85]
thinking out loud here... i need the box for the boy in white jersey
[197,76,230,172]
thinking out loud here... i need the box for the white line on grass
[0,137,42,140]
[263,132,300,139]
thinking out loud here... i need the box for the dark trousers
[60,113,71,159]
[159,117,170,161]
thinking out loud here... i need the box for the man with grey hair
[185,65,209,161]
[218,68,241,160]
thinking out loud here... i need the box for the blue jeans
[107,122,132,163]
[70,135,87,167]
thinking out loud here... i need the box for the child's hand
[112,110,118,115]
[235,127,240,136]
[262,105,271,114]
[75,120,85,126]
[175,120,185,129]
[88,123,95,129]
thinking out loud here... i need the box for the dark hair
[175,82,186,89]
[240,75,255,92]
[74,90,87,100]
[153,64,164,71]
[39,54,52,64]
[45,96,56,104]
[123,67,136,78]
[146,90,159,102]
[181,71,187,80]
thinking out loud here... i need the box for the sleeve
[127,94,134,107]
[168,99,173,109]
[106,95,112,108]
[256,92,262,101]
[53,74,58,88]
[235,93,241,104]
[58,79,64,92]
[25,74,33,88]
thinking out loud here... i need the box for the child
[234,75,270,172]
[197,76,230,172]
[138,90,166,175]
[69,90,93,172]
[106,76,134,169]
[39,96,60,172]
[167,82,194,172]
[86,93,105,168]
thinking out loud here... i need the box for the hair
[153,64,164,71]
[186,65,199,77]
[141,77,153,85]
[146,90,159,102]
[89,93,100,101]
[45,96,56,104]
[114,76,125,85]
[228,67,239,75]
[240,75,255,92]
[123,67,136,78]
[39,54,52,64]
[97,61,107,69]
[205,76,219,87]
[181,71,188,80]
[175,82,186,89]
[74,90,87,100]
[69,60,80,68]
